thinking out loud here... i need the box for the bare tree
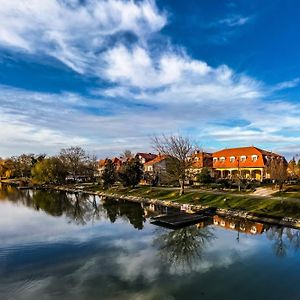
[266,156,288,191]
[152,135,194,195]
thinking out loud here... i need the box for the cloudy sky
[1,0,300,158]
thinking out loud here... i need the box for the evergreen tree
[197,167,212,184]
[101,159,117,189]
[118,158,143,188]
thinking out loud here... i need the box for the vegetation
[196,167,212,184]
[118,158,143,188]
[99,186,300,219]
[0,146,98,184]
[153,135,194,195]
[101,159,117,189]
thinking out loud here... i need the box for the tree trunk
[179,179,184,196]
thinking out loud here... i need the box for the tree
[59,146,88,175]
[197,167,212,184]
[118,158,143,188]
[152,135,194,195]
[121,149,133,160]
[59,146,97,178]
[31,157,68,184]
[266,156,288,191]
[101,159,117,189]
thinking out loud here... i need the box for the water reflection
[2,185,300,299]
[1,184,300,259]
[154,225,215,273]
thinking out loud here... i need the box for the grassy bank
[89,186,300,219]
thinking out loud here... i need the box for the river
[0,184,300,300]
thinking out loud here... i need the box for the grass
[88,185,300,219]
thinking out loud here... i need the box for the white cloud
[219,15,251,27]
[0,0,166,73]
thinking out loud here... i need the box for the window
[230,156,235,163]
[220,156,225,162]
[213,157,218,163]
[240,155,246,162]
[252,155,258,162]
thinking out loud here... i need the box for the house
[144,155,168,173]
[135,152,157,164]
[98,157,123,176]
[212,146,287,181]
[188,150,213,180]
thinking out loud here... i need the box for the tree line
[0,146,98,184]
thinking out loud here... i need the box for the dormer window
[252,155,258,162]
[230,156,235,163]
[213,157,218,163]
[240,155,246,162]
[220,157,225,162]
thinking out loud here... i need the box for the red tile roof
[136,152,157,162]
[144,155,168,166]
[213,146,284,169]
[190,152,213,169]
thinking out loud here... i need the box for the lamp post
[237,157,241,192]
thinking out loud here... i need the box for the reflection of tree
[154,225,215,273]
[0,185,146,230]
[102,198,145,229]
[265,226,287,257]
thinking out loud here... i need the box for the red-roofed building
[144,155,168,173]
[188,150,213,179]
[98,157,123,176]
[136,153,157,164]
[213,146,287,181]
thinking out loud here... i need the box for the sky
[1,0,300,159]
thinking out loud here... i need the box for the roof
[136,152,157,162]
[144,155,168,166]
[190,152,213,169]
[213,146,284,169]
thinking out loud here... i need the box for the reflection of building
[213,215,264,235]
[213,146,287,181]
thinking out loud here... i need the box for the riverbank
[44,184,300,229]
[2,180,300,229]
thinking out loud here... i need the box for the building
[98,157,123,176]
[188,150,213,180]
[213,146,287,181]
[144,155,168,173]
[135,153,157,164]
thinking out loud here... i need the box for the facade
[135,153,157,164]
[188,151,213,180]
[213,146,287,181]
[143,155,168,173]
[98,157,123,176]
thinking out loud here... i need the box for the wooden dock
[150,212,210,229]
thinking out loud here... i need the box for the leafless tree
[152,135,194,195]
[266,156,288,191]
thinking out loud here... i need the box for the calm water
[1,185,300,300]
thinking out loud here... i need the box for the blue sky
[1,0,300,158]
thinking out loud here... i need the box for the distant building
[212,146,287,181]
[188,150,213,180]
[135,152,157,164]
[98,157,123,176]
[144,155,168,173]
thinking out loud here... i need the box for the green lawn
[89,185,300,219]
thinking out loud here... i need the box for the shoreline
[2,180,300,229]
[44,184,300,230]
